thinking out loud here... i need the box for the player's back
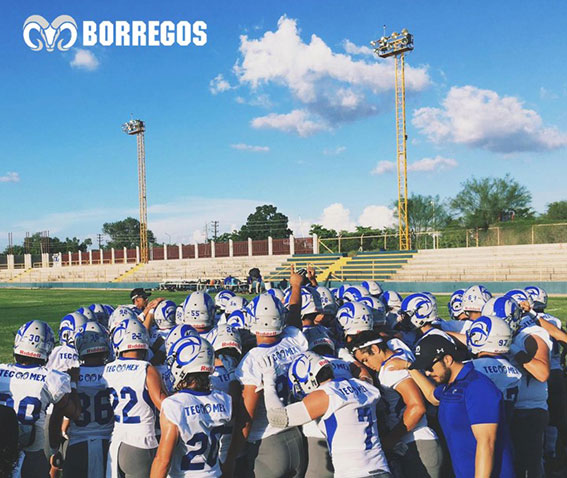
[68,364,114,445]
[160,389,232,478]
[103,357,158,449]
[0,363,70,452]
[317,378,389,478]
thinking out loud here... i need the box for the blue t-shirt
[433,362,514,478]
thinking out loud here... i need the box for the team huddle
[0,270,566,478]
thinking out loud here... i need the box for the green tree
[102,217,157,249]
[393,194,451,232]
[544,200,567,221]
[3,234,92,255]
[309,224,338,238]
[236,205,292,240]
[450,174,533,229]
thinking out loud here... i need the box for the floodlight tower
[371,28,414,250]
[122,119,149,263]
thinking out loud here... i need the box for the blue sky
[1,1,566,249]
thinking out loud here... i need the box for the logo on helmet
[468,316,492,347]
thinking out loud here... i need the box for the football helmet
[169,336,215,390]
[59,311,90,347]
[342,285,370,303]
[380,290,403,311]
[112,318,149,354]
[361,280,383,298]
[336,302,373,336]
[108,306,139,333]
[209,325,242,355]
[400,293,438,328]
[249,293,286,337]
[462,285,492,313]
[524,286,548,312]
[182,291,215,328]
[467,316,512,355]
[303,325,335,353]
[14,320,55,361]
[214,290,236,312]
[154,300,177,330]
[448,289,465,319]
[74,321,109,358]
[288,351,332,399]
[481,297,523,334]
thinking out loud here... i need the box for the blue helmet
[505,289,534,309]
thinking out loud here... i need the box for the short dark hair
[179,372,211,392]
[316,364,334,385]
[14,354,45,366]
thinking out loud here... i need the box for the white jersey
[538,313,562,370]
[103,358,158,449]
[471,356,522,409]
[0,363,71,452]
[210,365,236,463]
[509,317,552,410]
[378,350,437,445]
[161,389,232,478]
[69,365,114,446]
[318,378,389,478]
[46,344,80,372]
[303,355,353,439]
[235,326,308,441]
[439,319,473,334]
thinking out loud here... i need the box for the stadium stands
[266,253,344,283]
[390,243,567,282]
[330,250,417,282]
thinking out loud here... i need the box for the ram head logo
[23,15,78,52]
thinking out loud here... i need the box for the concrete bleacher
[119,255,290,283]
[333,250,416,282]
[390,243,567,282]
[266,254,344,282]
[7,264,135,283]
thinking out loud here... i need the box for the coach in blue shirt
[390,334,515,478]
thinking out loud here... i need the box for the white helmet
[316,286,338,315]
[169,336,214,390]
[89,303,110,327]
[380,290,403,311]
[267,288,285,304]
[108,306,139,333]
[175,306,184,325]
[154,300,177,330]
[342,285,370,303]
[336,284,351,301]
[284,287,323,317]
[209,325,242,355]
[303,325,335,353]
[182,291,215,328]
[448,289,465,319]
[214,290,236,312]
[336,302,373,336]
[505,289,534,309]
[525,286,548,312]
[74,321,109,358]
[59,311,90,347]
[400,293,438,328]
[288,352,332,399]
[14,320,55,361]
[226,310,248,330]
[165,324,199,356]
[467,316,512,355]
[361,281,383,297]
[224,296,249,316]
[462,285,492,313]
[112,317,149,354]
[481,297,523,334]
[77,307,96,322]
[249,293,286,337]
[357,296,387,327]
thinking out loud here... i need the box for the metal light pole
[372,28,414,250]
[122,119,149,263]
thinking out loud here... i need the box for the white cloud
[230,143,270,152]
[192,230,206,243]
[233,16,429,135]
[70,49,99,71]
[371,156,458,175]
[209,74,234,95]
[323,146,346,155]
[371,161,396,175]
[358,205,395,229]
[413,85,567,153]
[0,172,20,183]
[251,109,329,137]
[342,39,374,56]
[319,203,356,231]
[409,156,457,172]
[539,87,558,100]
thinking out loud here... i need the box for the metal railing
[318,223,567,253]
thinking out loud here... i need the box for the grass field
[0,288,566,363]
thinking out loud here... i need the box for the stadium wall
[1,281,567,295]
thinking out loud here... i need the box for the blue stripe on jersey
[324,413,338,453]
[178,389,212,396]
[257,338,283,348]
